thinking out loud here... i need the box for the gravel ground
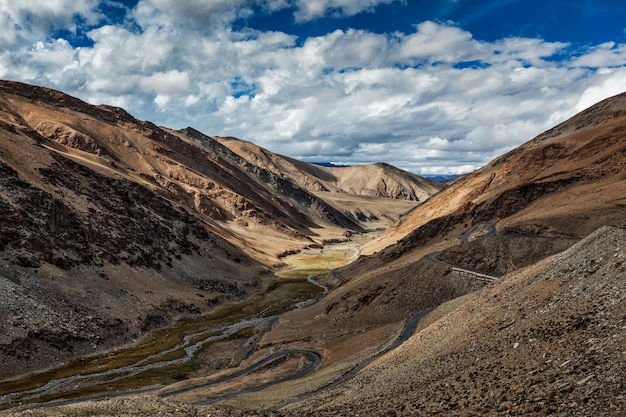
[278,226,626,416]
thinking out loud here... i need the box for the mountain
[0,80,429,378]
[421,173,465,184]
[213,136,444,229]
[282,225,626,416]
[1,83,625,416]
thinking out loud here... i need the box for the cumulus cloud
[293,0,401,21]
[396,21,477,63]
[139,70,191,94]
[572,42,626,68]
[143,0,250,27]
[0,0,100,45]
[1,0,626,174]
[575,67,626,112]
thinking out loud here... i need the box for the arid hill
[213,135,444,229]
[174,90,625,414]
[1,84,625,417]
[0,80,430,379]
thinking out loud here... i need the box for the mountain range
[0,80,440,379]
[0,81,624,416]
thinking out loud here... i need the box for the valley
[0,233,377,410]
[0,81,625,416]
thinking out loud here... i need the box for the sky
[2,1,626,174]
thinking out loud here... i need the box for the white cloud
[396,21,476,63]
[153,94,171,110]
[572,42,626,68]
[139,70,191,94]
[144,0,250,27]
[293,0,400,22]
[0,0,100,44]
[1,1,626,174]
[575,67,626,112]
[490,37,569,66]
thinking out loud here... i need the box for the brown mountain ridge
[1,83,625,416]
[0,80,438,379]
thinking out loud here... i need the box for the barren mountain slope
[214,136,444,225]
[0,99,268,378]
[367,91,626,255]
[284,226,626,416]
[0,81,365,264]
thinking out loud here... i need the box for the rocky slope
[0,80,426,380]
[214,136,444,201]
[281,226,626,416]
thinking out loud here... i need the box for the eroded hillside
[283,226,626,416]
[1,83,625,416]
[0,80,431,380]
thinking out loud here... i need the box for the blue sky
[2,0,626,174]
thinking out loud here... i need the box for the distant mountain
[420,173,465,183]
[310,162,351,168]
[213,136,444,229]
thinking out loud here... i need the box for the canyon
[0,81,624,416]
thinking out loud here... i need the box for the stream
[0,232,378,409]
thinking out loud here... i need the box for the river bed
[0,232,378,409]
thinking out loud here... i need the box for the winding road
[163,224,500,405]
[6,225,501,410]
[185,350,322,405]
[427,223,500,282]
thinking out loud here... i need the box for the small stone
[577,374,594,385]
[498,401,513,411]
